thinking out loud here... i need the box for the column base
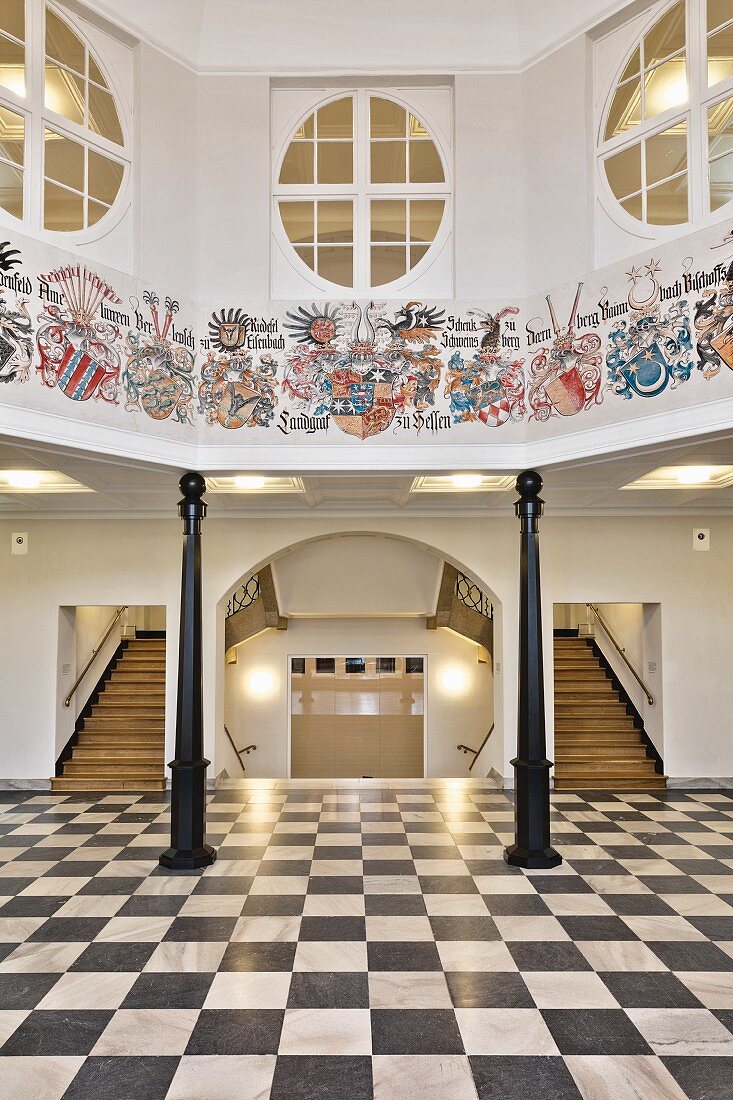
[159,844,217,870]
[504,843,562,869]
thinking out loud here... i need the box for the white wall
[223,618,494,779]
[2,512,733,787]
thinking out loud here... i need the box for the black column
[160,472,217,870]
[505,470,561,869]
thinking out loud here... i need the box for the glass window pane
[409,139,444,183]
[317,246,352,287]
[345,657,365,673]
[406,657,424,674]
[621,192,643,220]
[371,245,407,286]
[409,114,429,137]
[291,658,306,675]
[644,1,686,67]
[708,0,733,33]
[279,201,314,244]
[708,25,733,86]
[316,141,352,184]
[45,64,84,125]
[709,96,733,157]
[45,10,85,75]
[644,55,688,119]
[315,658,335,674]
[0,34,25,96]
[371,140,406,183]
[44,180,83,230]
[87,198,109,227]
[88,55,108,89]
[410,244,429,269]
[0,104,24,165]
[294,114,314,140]
[0,0,24,42]
[44,129,84,191]
[710,151,733,211]
[646,172,688,224]
[604,143,642,198]
[620,46,640,81]
[604,78,641,139]
[410,199,444,241]
[88,151,123,205]
[317,200,352,243]
[646,122,687,186]
[295,245,315,270]
[279,141,313,184]
[371,199,406,242]
[88,84,123,145]
[316,97,352,138]
[0,159,22,218]
[370,97,406,138]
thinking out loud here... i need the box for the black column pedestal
[504,470,561,871]
[160,472,216,872]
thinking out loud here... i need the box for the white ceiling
[85,0,640,74]
[3,429,733,517]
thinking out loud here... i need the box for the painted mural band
[0,224,732,442]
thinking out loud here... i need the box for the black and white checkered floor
[0,782,732,1099]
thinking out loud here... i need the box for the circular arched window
[274,90,450,294]
[0,1,129,234]
[598,0,733,229]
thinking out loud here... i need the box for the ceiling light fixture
[4,471,42,489]
[676,467,712,485]
[451,474,482,490]
[234,476,266,490]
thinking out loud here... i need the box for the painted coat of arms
[527,284,603,420]
[36,266,122,403]
[282,301,446,440]
[444,307,525,427]
[607,260,692,400]
[124,292,196,423]
[694,258,733,378]
[0,243,32,386]
[199,308,278,428]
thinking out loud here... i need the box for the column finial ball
[179,471,206,499]
[516,470,543,498]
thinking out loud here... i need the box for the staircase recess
[553,634,666,791]
[52,636,166,792]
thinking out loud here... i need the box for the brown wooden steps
[553,635,665,791]
[52,636,167,793]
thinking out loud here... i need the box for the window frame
[596,0,733,239]
[272,86,452,297]
[0,0,131,241]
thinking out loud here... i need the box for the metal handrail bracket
[586,603,654,706]
[64,606,128,708]
[457,724,495,771]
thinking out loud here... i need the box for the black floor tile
[371,1008,464,1054]
[242,894,304,916]
[270,1055,373,1100]
[470,1055,582,1099]
[28,917,110,942]
[0,972,61,1009]
[219,942,296,972]
[650,940,733,971]
[287,972,369,1008]
[70,942,157,972]
[364,895,426,916]
[61,1056,180,1100]
[163,916,238,941]
[556,915,639,941]
[185,1009,284,1054]
[598,971,704,1007]
[121,972,214,1008]
[428,915,500,940]
[299,916,365,941]
[1,1010,113,1056]
[508,942,592,972]
[447,971,535,1008]
[367,941,442,971]
[662,1056,733,1100]
[541,1009,652,1055]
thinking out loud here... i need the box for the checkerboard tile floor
[0,783,732,1099]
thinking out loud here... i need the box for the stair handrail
[224,725,257,772]
[586,603,654,706]
[456,724,495,771]
[64,606,128,708]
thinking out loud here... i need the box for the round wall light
[245,667,277,698]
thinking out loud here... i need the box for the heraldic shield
[55,342,110,402]
[210,377,263,429]
[330,368,395,440]
[544,365,586,416]
[620,340,670,398]
[139,368,185,421]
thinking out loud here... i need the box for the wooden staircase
[52,637,167,792]
[553,635,666,791]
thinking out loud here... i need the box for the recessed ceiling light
[451,474,483,490]
[234,476,266,490]
[4,471,42,489]
[620,465,733,490]
[676,466,711,485]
